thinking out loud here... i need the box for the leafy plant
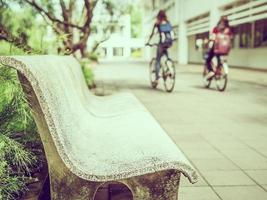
[0,65,41,199]
[87,53,99,63]
[80,61,95,89]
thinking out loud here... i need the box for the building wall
[188,35,204,64]
[188,36,267,70]
[96,15,145,61]
[184,0,236,20]
[229,48,267,69]
[142,0,267,69]
[186,0,267,69]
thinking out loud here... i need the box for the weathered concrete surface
[93,61,267,200]
[0,56,198,200]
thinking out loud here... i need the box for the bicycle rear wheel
[149,58,158,89]
[215,66,228,91]
[163,59,176,92]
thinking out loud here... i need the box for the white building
[89,15,145,61]
[142,0,267,69]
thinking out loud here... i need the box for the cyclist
[146,10,174,81]
[205,16,233,79]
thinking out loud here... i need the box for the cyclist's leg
[163,47,169,60]
[155,44,163,80]
[216,54,222,74]
[216,54,222,67]
[206,48,215,72]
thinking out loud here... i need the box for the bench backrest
[0,55,199,184]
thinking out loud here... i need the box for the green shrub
[87,53,99,63]
[0,66,41,199]
[0,160,25,200]
[0,41,26,56]
[80,60,95,88]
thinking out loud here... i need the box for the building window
[254,18,267,47]
[113,47,123,56]
[172,25,179,40]
[238,23,252,48]
[131,48,143,58]
[232,20,267,48]
[100,48,107,58]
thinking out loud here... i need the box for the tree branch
[23,0,83,30]
[91,37,109,53]
[0,24,40,53]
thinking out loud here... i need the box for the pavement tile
[183,148,224,160]
[237,131,267,140]
[192,158,239,171]
[230,156,267,170]
[95,62,267,200]
[214,186,267,200]
[175,141,214,150]
[221,148,262,158]
[209,141,249,150]
[245,170,267,185]
[201,170,255,186]
[179,186,220,200]
[253,148,267,157]
[242,139,267,149]
[180,174,208,187]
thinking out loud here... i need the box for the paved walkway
[93,61,267,200]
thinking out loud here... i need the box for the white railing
[187,16,210,36]
[222,0,267,26]
[222,0,267,16]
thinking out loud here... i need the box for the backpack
[214,32,231,55]
[159,22,173,47]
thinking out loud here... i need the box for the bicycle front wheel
[149,58,158,89]
[203,65,212,88]
[163,59,176,92]
[215,66,228,91]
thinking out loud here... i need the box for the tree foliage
[0,2,41,54]
[13,0,118,57]
[0,0,138,57]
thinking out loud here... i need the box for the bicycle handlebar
[146,39,177,47]
[146,43,158,47]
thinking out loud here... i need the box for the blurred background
[1,0,267,68]
[0,0,267,199]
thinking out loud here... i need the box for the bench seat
[0,55,198,200]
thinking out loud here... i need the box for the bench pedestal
[124,170,180,200]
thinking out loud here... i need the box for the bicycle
[203,55,229,92]
[146,43,176,92]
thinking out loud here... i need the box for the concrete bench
[0,55,198,200]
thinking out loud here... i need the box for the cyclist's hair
[157,10,168,22]
[218,15,230,28]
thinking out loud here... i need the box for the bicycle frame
[212,55,229,75]
[146,43,173,62]
[147,43,176,92]
[203,54,229,91]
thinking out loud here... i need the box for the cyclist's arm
[171,30,175,41]
[147,24,157,43]
[209,27,218,41]
[207,27,217,48]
